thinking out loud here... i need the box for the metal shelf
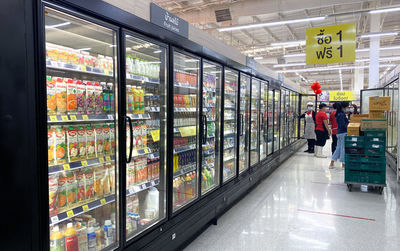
[173,163,197,178]
[127,113,151,120]
[49,155,115,174]
[46,60,113,77]
[47,114,114,124]
[126,73,160,84]
[127,179,160,197]
[173,144,196,154]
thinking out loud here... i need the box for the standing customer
[300,102,316,153]
[315,103,331,158]
[330,103,338,154]
[348,104,359,120]
[329,102,349,169]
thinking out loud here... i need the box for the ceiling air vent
[215,8,232,22]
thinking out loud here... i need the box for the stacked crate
[344,131,386,185]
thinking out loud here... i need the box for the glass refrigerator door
[223,69,238,182]
[280,90,286,149]
[273,90,281,152]
[172,51,200,212]
[267,89,274,154]
[294,93,299,141]
[393,80,399,157]
[388,84,394,153]
[124,34,167,239]
[45,7,119,250]
[289,92,295,144]
[239,74,250,173]
[260,81,268,160]
[250,79,260,166]
[201,62,221,194]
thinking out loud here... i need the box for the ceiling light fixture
[75,48,91,51]
[360,32,398,38]
[218,16,326,32]
[254,56,263,60]
[370,6,400,14]
[270,40,306,47]
[153,50,162,53]
[45,22,71,29]
[273,63,306,68]
[283,53,306,58]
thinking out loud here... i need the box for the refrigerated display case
[45,7,119,250]
[250,79,260,165]
[239,74,250,173]
[223,69,238,182]
[260,80,268,160]
[124,33,167,239]
[280,89,288,149]
[293,93,299,142]
[172,51,200,212]
[267,89,274,154]
[273,90,281,152]
[289,92,297,144]
[201,61,221,193]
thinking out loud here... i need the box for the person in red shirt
[315,103,331,158]
[330,103,338,154]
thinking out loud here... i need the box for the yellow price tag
[66,210,74,218]
[63,164,70,170]
[105,156,111,162]
[99,157,104,163]
[144,148,149,154]
[80,65,87,71]
[82,205,89,212]
[61,115,69,121]
[100,198,106,205]
[82,115,89,121]
[81,160,88,166]
[132,150,138,157]
[178,126,196,137]
[104,69,110,75]
[150,130,160,142]
[49,115,58,122]
[70,115,77,121]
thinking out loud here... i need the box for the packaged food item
[84,168,95,200]
[134,123,142,150]
[57,173,68,210]
[67,126,79,162]
[107,83,114,112]
[76,170,86,203]
[95,125,104,157]
[47,76,57,115]
[66,172,77,206]
[50,225,65,251]
[46,44,59,62]
[108,164,115,193]
[94,82,103,115]
[103,163,111,195]
[104,220,113,246]
[141,122,147,148]
[134,86,140,114]
[76,80,86,115]
[139,87,144,113]
[85,125,96,159]
[127,162,136,187]
[76,222,88,251]
[77,126,86,160]
[49,174,59,216]
[135,157,148,183]
[127,86,134,113]
[55,78,67,114]
[87,227,96,251]
[101,82,110,113]
[109,124,115,155]
[65,223,78,251]
[94,165,106,198]
[66,78,77,114]
[53,126,67,164]
[85,81,95,114]
[48,128,55,165]
[103,125,111,155]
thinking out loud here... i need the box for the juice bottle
[65,223,78,251]
[126,86,133,113]
[67,126,79,162]
[47,76,57,115]
[133,86,140,114]
[104,220,113,247]
[103,124,111,155]
[76,81,86,115]
[102,82,110,113]
[85,81,95,115]
[56,78,67,114]
[76,126,86,160]
[94,82,103,115]
[107,83,114,113]
[184,174,191,199]
[48,128,55,165]
[76,222,88,251]
[139,87,145,114]
[50,225,65,251]
[66,79,77,114]
[87,227,96,251]
[54,126,67,164]
[66,172,77,206]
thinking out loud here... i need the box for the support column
[369,13,380,88]
[354,63,364,93]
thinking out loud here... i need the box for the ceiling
[153,0,400,91]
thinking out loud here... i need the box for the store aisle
[184,144,400,251]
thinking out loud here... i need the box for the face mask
[349,108,354,113]
[308,107,313,111]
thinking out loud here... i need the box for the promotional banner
[329,91,355,101]
[306,23,356,65]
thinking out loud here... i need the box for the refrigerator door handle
[126,115,133,163]
[203,115,208,144]
[240,113,244,136]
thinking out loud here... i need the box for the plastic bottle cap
[67,223,73,228]
[105,220,112,226]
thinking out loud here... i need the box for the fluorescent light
[370,7,400,14]
[276,64,396,73]
[109,45,116,48]
[360,32,398,38]
[273,63,306,68]
[76,48,91,51]
[284,53,306,58]
[339,69,343,91]
[254,56,263,60]
[270,40,306,47]
[153,50,162,53]
[356,56,400,63]
[45,22,71,29]
[218,16,326,32]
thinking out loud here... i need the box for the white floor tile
[184,142,400,251]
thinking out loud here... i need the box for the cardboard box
[369,96,391,111]
[347,123,360,136]
[369,110,384,119]
[360,118,387,131]
[350,114,369,123]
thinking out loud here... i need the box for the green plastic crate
[345,147,364,155]
[360,163,385,172]
[364,131,386,138]
[345,161,361,171]
[345,170,360,183]
[345,154,363,162]
[365,142,386,156]
[345,136,364,143]
[364,171,386,184]
[345,141,365,148]
[361,155,386,164]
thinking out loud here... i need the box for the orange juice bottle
[50,225,65,251]
[133,86,140,114]
[65,223,78,251]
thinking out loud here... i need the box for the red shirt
[315,111,328,131]
[330,111,338,135]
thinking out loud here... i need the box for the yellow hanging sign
[329,91,355,101]
[306,23,356,65]
[178,126,196,137]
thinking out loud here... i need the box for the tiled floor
[184,143,400,251]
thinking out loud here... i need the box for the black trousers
[307,139,315,151]
[331,134,337,154]
[315,130,328,146]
